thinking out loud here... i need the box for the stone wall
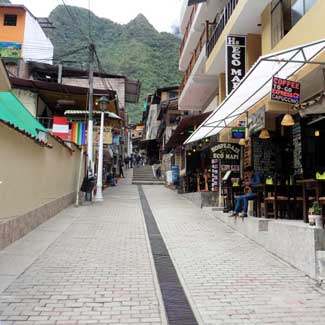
[209,210,325,280]
[182,192,219,208]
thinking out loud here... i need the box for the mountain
[46,5,182,123]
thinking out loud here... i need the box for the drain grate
[138,186,198,325]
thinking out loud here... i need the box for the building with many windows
[178,0,325,280]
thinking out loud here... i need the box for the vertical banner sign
[226,35,246,95]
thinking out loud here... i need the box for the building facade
[0,4,53,65]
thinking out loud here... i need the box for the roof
[185,39,325,144]
[0,91,48,145]
[27,61,141,104]
[10,77,115,97]
[166,111,211,150]
[0,4,36,19]
[10,77,118,114]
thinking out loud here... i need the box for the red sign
[271,77,301,105]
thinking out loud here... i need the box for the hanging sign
[211,143,240,160]
[231,127,245,139]
[247,106,265,136]
[226,35,246,95]
[271,77,301,105]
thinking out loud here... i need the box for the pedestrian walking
[130,154,134,168]
[124,156,129,169]
[119,155,125,178]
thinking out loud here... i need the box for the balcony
[179,26,207,97]
[205,0,270,76]
[179,5,197,58]
[206,0,239,57]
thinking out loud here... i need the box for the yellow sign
[93,126,112,144]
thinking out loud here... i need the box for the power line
[60,0,90,43]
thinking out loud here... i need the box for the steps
[132,166,164,185]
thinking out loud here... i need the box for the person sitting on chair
[231,166,261,218]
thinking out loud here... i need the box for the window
[4,14,17,26]
[271,0,317,48]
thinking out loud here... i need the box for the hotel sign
[226,35,246,95]
[211,143,240,160]
[271,77,301,105]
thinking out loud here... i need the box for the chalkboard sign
[252,136,278,178]
[292,122,303,175]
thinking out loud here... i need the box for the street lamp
[95,96,109,202]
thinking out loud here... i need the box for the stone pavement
[0,171,166,325]
[1,173,325,324]
[143,186,325,325]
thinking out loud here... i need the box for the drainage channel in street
[138,185,198,325]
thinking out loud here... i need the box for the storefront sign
[247,106,265,136]
[211,143,240,160]
[226,35,246,95]
[271,77,301,105]
[93,126,112,144]
[231,127,245,139]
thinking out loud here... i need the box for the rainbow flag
[71,122,86,145]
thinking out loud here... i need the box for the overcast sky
[11,0,183,33]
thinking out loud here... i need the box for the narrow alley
[1,171,325,325]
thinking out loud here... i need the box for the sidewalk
[143,185,325,325]
[1,177,325,324]
[0,170,166,325]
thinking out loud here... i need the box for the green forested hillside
[46,5,182,123]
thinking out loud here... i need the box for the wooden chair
[264,177,289,219]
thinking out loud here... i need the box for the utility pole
[87,43,95,178]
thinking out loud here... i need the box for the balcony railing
[206,0,239,57]
[179,4,197,58]
[179,25,207,96]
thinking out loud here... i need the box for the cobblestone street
[1,176,325,324]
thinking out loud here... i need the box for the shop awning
[64,110,121,120]
[166,111,211,150]
[185,39,325,144]
[0,91,49,145]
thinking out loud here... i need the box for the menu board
[252,136,278,177]
[292,122,303,175]
[211,143,241,192]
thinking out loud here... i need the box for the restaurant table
[296,179,325,223]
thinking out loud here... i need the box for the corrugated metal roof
[0,91,47,138]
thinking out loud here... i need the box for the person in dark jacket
[119,155,125,178]
[231,166,262,218]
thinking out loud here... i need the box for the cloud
[11,0,182,32]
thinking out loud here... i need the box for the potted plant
[309,201,322,228]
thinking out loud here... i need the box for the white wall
[23,12,54,64]
[12,88,37,116]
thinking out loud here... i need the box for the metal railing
[179,25,207,96]
[206,0,239,57]
[179,4,197,57]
